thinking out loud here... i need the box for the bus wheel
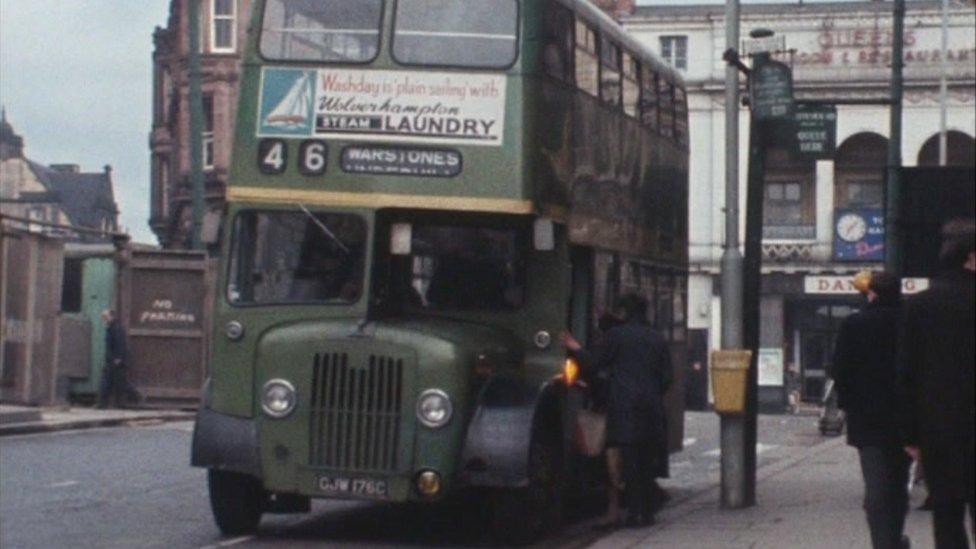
[491,440,563,545]
[207,469,265,536]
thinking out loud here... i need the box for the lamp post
[188,0,206,250]
[884,0,905,275]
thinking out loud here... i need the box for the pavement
[0,404,194,436]
[588,434,940,549]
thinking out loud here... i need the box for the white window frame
[210,0,237,54]
[660,35,688,71]
[202,96,216,171]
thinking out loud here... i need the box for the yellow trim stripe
[226,186,535,214]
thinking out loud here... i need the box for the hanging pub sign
[833,207,885,262]
[750,57,795,121]
[794,103,837,158]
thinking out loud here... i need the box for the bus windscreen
[401,224,525,311]
[228,210,367,305]
[392,0,519,69]
[260,0,384,63]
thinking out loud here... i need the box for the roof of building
[27,161,118,229]
[628,0,965,19]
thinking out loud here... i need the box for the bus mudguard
[457,375,562,488]
[191,380,261,477]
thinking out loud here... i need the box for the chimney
[50,163,81,174]
[595,0,636,19]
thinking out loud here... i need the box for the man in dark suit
[898,219,975,549]
[97,309,141,408]
[834,271,910,549]
[562,294,672,527]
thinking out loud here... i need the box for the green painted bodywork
[208,0,689,501]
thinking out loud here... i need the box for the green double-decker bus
[192,0,689,543]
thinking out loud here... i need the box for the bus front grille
[309,352,404,472]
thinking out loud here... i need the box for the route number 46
[258,139,328,176]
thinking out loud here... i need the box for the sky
[0,0,919,245]
[0,0,170,244]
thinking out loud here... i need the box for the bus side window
[640,67,659,130]
[622,54,640,118]
[658,79,674,140]
[674,86,689,147]
[574,20,598,97]
[543,1,574,83]
[599,37,622,108]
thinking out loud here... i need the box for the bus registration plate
[317,476,388,498]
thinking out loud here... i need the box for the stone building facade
[622,1,976,408]
[149,0,252,248]
[1,112,120,243]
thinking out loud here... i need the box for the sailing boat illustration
[265,72,312,127]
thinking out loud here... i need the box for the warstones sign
[794,103,837,158]
[750,58,795,121]
[258,67,507,147]
[341,146,462,177]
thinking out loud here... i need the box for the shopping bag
[574,409,607,457]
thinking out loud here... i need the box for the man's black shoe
[649,485,671,512]
[623,514,654,528]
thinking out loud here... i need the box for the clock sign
[836,213,867,242]
[834,208,885,262]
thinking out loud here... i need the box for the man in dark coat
[833,271,910,549]
[97,309,141,408]
[562,294,673,527]
[898,220,975,549]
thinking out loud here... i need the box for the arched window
[917,131,976,167]
[834,132,887,209]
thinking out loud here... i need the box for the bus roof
[557,0,685,89]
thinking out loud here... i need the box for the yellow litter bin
[710,350,753,415]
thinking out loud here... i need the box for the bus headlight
[261,379,297,419]
[416,389,452,428]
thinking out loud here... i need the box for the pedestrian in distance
[898,219,976,549]
[833,271,911,549]
[561,294,673,528]
[97,309,142,409]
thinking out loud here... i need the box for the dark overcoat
[897,270,975,504]
[832,300,903,448]
[105,320,127,365]
[578,320,672,446]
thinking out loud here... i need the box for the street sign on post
[795,103,837,158]
[742,35,785,56]
[750,57,794,121]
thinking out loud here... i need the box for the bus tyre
[491,440,563,545]
[207,469,266,536]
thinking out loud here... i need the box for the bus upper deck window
[392,0,519,69]
[260,0,384,63]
